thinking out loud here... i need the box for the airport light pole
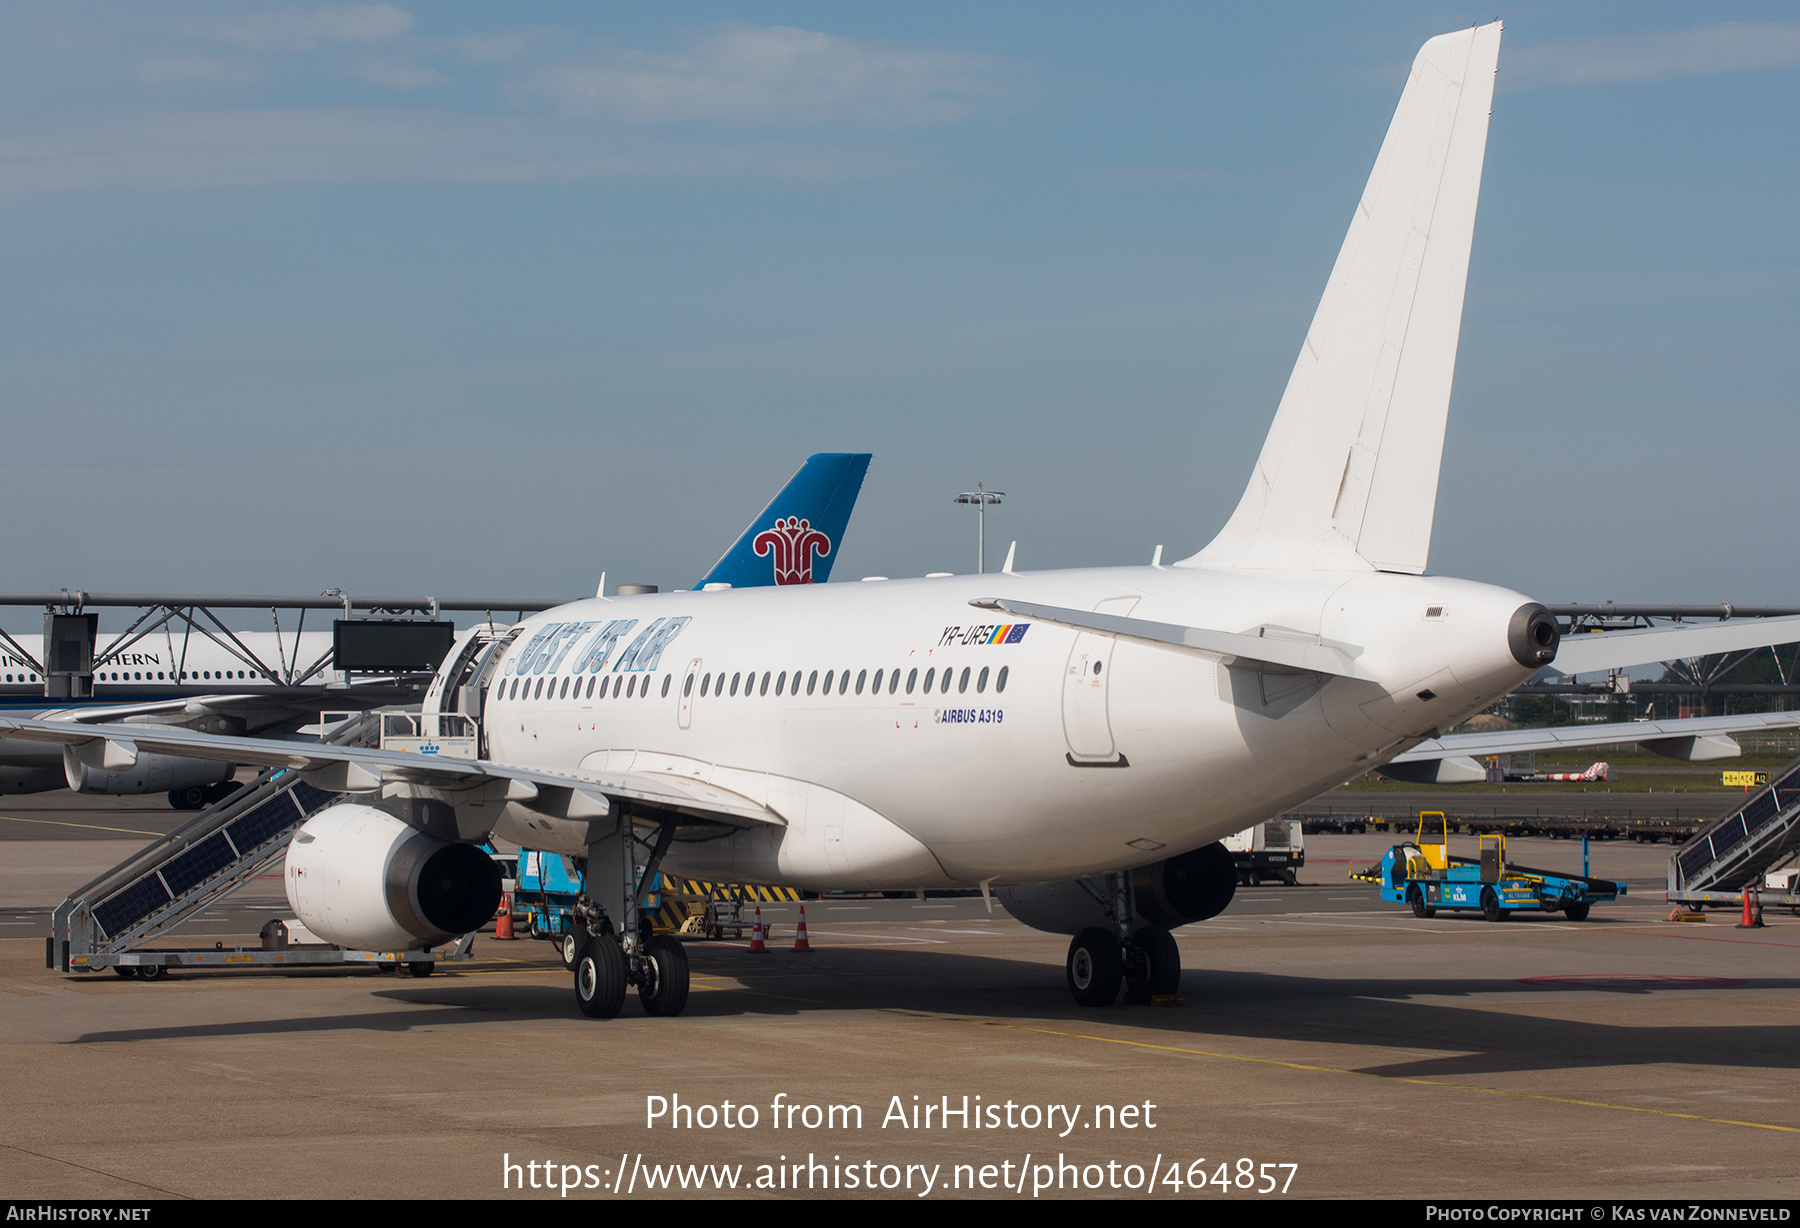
[953,483,1005,574]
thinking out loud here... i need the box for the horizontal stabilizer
[970,598,1370,679]
[1190,23,1501,575]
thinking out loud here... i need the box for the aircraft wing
[1381,711,1800,783]
[0,714,781,829]
[971,598,1372,679]
[1552,615,1800,675]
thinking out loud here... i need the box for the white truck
[1224,819,1305,886]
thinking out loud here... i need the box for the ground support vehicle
[514,848,590,966]
[1352,813,1626,921]
[1225,819,1304,885]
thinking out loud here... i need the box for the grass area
[1341,778,1734,795]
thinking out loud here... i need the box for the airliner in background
[10,25,1800,1015]
[0,453,869,803]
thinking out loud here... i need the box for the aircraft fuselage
[483,565,1540,886]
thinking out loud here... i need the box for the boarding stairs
[1667,752,1800,909]
[47,712,378,973]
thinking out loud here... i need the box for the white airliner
[9,23,1800,1016]
[0,632,338,695]
[0,632,337,800]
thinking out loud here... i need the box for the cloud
[201,4,412,53]
[517,24,1011,126]
[349,56,445,90]
[138,56,262,89]
[1508,22,1800,88]
[452,29,545,65]
[0,109,913,192]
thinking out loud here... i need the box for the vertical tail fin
[697,453,871,588]
[1188,23,1501,574]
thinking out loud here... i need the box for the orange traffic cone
[748,905,767,952]
[495,892,516,939]
[1738,888,1765,929]
[792,905,812,952]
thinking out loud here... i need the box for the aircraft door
[677,659,701,730]
[1062,596,1138,763]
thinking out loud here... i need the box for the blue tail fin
[697,453,871,589]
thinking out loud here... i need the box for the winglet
[1188,23,1502,575]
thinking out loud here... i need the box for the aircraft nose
[1508,603,1560,668]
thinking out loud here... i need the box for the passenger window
[940,669,953,694]
[730,671,741,697]
[701,673,712,697]
[534,678,544,700]
[906,668,917,694]
[628,675,638,698]
[775,671,786,696]
[760,671,771,696]
[839,670,850,695]
[587,676,596,699]
[890,669,901,694]
[958,667,970,693]
[997,666,1009,693]
[871,668,883,694]
[683,673,695,698]
[977,666,989,693]
[922,668,935,692]
[823,669,834,694]
[662,674,672,697]
[857,669,868,695]
[807,670,818,695]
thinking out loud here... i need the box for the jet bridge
[1668,753,1800,910]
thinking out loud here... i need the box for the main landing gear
[573,928,691,1020]
[573,810,691,1020]
[1064,872,1182,1007]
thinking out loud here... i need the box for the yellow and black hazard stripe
[648,875,802,932]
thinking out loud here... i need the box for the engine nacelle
[284,804,501,951]
[997,842,1237,935]
[62,744,233,796]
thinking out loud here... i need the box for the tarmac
[1,798,1797,1201]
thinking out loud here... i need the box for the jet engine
[62,744,233,797]
[284,804,502,951]
[996,842,1237,935]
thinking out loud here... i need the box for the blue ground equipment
[1354,812,1626,921]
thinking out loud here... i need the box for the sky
[1,2,1795,614]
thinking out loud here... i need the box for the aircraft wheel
[112,966,137,979]
[575,937,626,1019]
[637,936,690,1018]
[168,787,207,810]
[1563,902,1591,922]
[1066,928,1122,1007]
[405,961,434,978]
[1480,888,1504,922]
[559,931,580,969]
[1407,886,1436,918]
[1123,927,1180,1005]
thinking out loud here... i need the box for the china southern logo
[753,516,831,586]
